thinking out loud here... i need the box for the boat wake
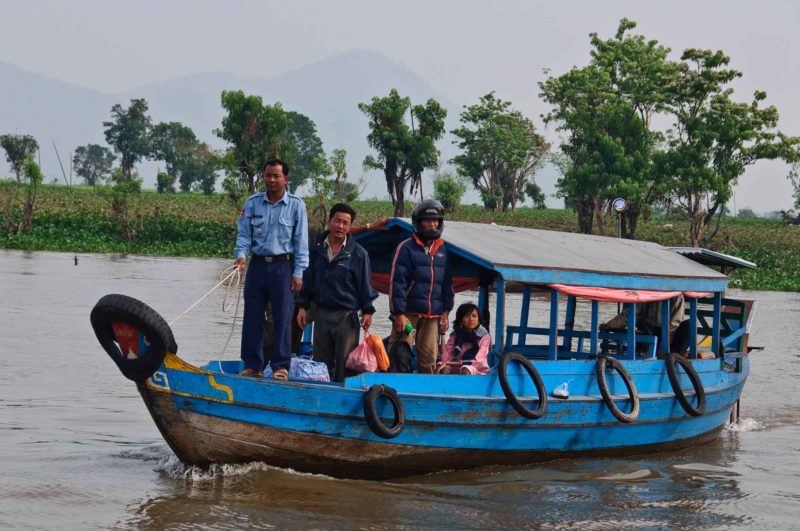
[155,453,336,482]
[725,417,764,432]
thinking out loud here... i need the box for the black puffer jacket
[297,233,378,314]
[389,235,454,317]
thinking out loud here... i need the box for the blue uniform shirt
[234,191,309,278]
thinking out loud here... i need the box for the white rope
[168,266,241,326]
[219,267,243,357]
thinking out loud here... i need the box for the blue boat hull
[137,353,748,479]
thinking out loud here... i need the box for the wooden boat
[91,219,755,479]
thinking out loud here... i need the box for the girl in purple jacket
[437,303,491,375]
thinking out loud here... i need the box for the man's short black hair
[329,203,356,223]
[263,158,290,176]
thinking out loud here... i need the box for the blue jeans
[241,259,293,372]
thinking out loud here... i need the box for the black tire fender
[596,356,640,423]
[498,352,547,420]
[363,384,405,439]
[666,352,706,417]
[90,294,177,382]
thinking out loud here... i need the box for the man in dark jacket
[296,203,378,381]
[389,199,455,374]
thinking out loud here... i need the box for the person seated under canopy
[600,295,689,354]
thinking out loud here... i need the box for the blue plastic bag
[263,355,330,382]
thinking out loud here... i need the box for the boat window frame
[493,283,729,362]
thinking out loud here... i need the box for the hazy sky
[2,0,798,212]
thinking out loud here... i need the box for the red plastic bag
[345,338,377,373]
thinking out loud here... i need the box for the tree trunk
[576,198,594,234]
[592,197,607,236]
[247,172,256,194]
[621,207,640,239]
[18,203,34,233]
[393,178,406,217]
[688,192,712,247]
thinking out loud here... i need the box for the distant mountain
[0,50,464,198]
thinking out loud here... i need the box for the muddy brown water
[1,250,798,529]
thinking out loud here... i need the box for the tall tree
[18,155,43,233]
[451,92,549,212]
[540,19,674,237]
[184,143,220,195]
[656,48,800,246]
[791,164,800,213]
[328,148,359,200]
[215,90,295,194]
[329,148,347,193]
[103,99,152,180]
[150,121,198,190]
[72,144,115,186]
[284,111,328,191]
[359,89,446,216]
[1,134,39,183]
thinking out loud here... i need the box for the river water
[1,250,798,530]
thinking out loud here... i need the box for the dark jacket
[389,235,454,317]
[297,233,378,315]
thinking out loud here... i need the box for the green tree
[540,19,674,237]
[150,121,198,191]
[72,144,115,186]
[328,148,360,201]
[432,170,467,213]
[736,207,756,219]
[656,49,800,246]
[359,89,446,216]
[0,155,45,234]
[452,92,549,212]
[103,99,152,180]
[104,168,142,241]
[789,164,800,211]
[525,180,547,209]
[215,90,295,194]
[185,143,221,195]
[1,134,39,183]
[18,155,43,233]
[156,171,175,193]
[285,111,328,191]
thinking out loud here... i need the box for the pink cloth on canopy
[371,272,480,295]
[548,284,711,303]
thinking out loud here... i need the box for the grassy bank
[1,183,798,291]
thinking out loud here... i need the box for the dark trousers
[241,259,293,372]
[670,320,691,354]
[313,308,359,382]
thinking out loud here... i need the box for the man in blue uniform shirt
[234,159,309,380]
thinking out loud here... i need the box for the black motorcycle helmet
[411,199,445,241]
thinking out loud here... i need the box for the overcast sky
[1,0,798,212]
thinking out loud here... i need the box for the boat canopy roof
[356,219,729,293]
[670,247,757,272]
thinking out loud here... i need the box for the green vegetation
[359,89,447,217]
[1,182,798,291]
[452,92,549,212]
[539,18,800,243]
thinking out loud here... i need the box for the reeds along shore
[1,183,798,292]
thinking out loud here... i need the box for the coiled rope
[169,265,243,356]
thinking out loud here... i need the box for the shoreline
[1,183,798,291]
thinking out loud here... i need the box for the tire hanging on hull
[666,352,706,416]
[90,294,176,382]
[596,356,640,423]
[363,384,405,439]
[498,352,547,419]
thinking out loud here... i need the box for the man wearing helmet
[388,199,455,373]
